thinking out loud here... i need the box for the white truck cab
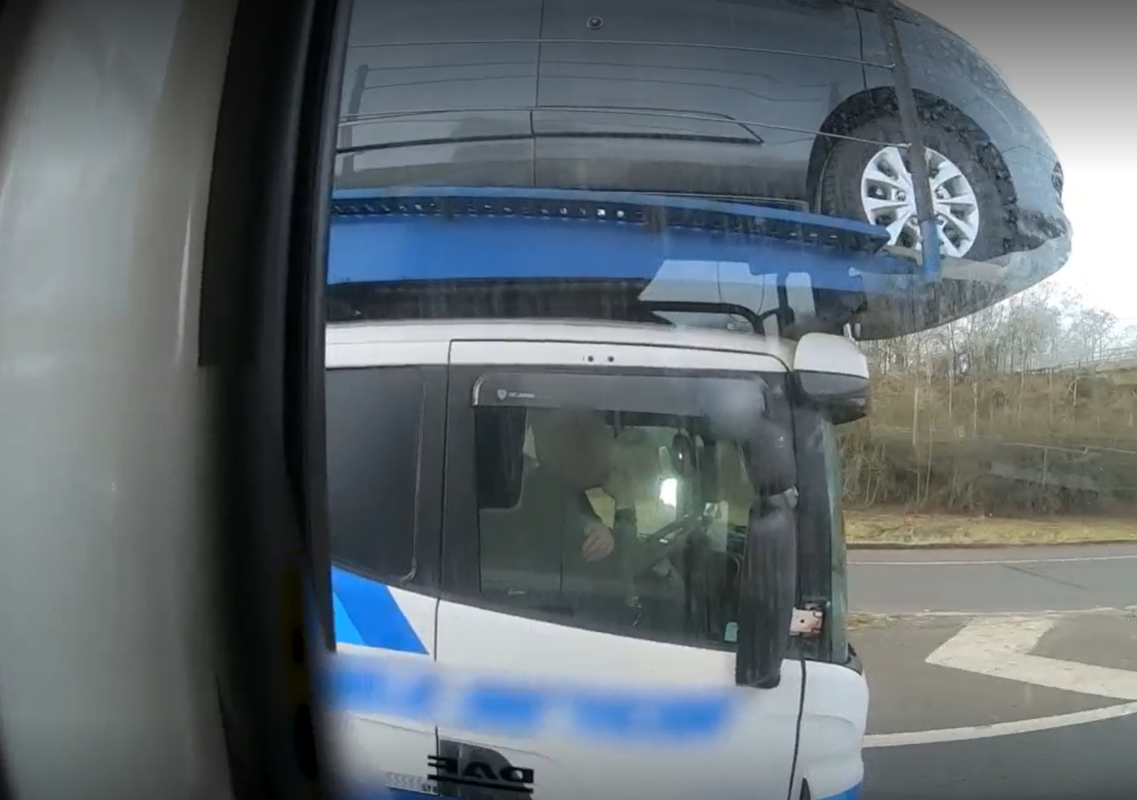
[325,317,869,800]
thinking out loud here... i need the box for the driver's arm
[612,504,637,546]
[575,493,617,562]
[606,440,647,546]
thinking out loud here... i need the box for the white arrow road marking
[925,616,1137,700]
[864,614,1137,748]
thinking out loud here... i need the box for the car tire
[816,113,1010,262]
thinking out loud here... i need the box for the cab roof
[327,317,801,367]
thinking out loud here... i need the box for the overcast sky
[901,1,1137,324]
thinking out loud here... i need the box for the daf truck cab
[326,316,869,800]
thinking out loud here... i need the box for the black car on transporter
[334,0,1070,329]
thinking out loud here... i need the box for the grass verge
[845,611,894,631]
[846,509,1137,548]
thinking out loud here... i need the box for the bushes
[839,369,1137,517]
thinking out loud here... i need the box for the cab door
[324,361,447,796]
[432,337,804,800]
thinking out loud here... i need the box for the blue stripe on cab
[341,790,431,800]
[332,567,428,654]
[332,592,364,645]
[818,781,862,800]
[344,780,858,800]
[329,651,736,742]
[330,660,439,721]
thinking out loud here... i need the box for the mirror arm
[760,487,799,515]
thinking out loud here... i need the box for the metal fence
[1024,346,1137,373]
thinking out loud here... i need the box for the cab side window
[470,405,752,649]
[327,366,424,581]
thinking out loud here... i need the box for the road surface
[850,543,1137,797]
[849,543,1137,614]
[864,714,1137,799]
[857,611,1137,799]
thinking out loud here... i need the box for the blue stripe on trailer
[330,186,891,251]
[326,187,920,292]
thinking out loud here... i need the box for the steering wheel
[624,512,708,579]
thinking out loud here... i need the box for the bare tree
[871,284,1124,376]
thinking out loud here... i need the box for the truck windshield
[472,369,792,650]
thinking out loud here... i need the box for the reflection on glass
[474,376,781,649]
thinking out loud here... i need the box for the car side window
[327,366,424,581]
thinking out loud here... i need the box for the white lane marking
[863,613,1137,746]
[852,553,1137,566]
[853,606,1133,618]
[864,701,1137,748]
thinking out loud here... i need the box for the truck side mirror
[735,419,798,689]
[792,332,870,424]
[735,489,797,689]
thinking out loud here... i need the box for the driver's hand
[582,521,616,561]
